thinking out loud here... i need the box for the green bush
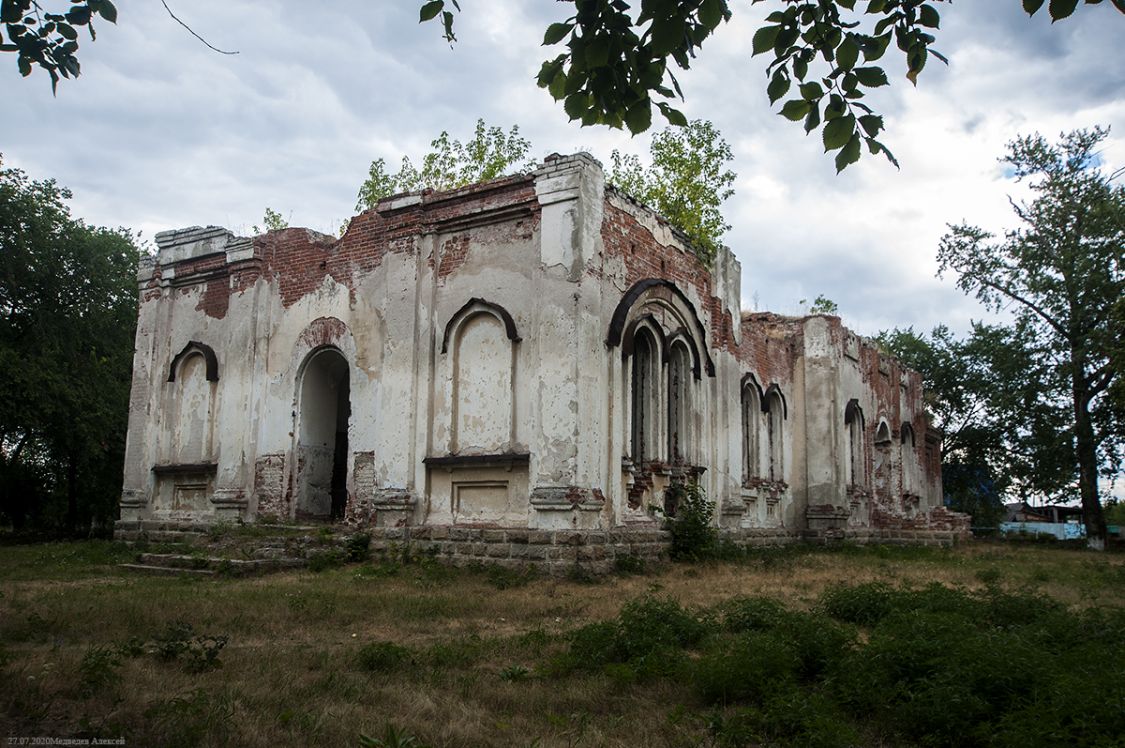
[78,645,122,697]
[550,596,711,679]
[709,690,860,748]
[307,548,347,572]
[825,587,1124,746]
[779,613,855,680]
[142,621,227,673]
[719,596,789,632]
[613,553,646,575]
[664,481,717,560]
[693,631,800,704]
[819,582,894,626]
[539,585,1125,747]
[345,532,372,563]
[356,641,412,673]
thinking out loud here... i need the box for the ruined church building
[118,154,967,568]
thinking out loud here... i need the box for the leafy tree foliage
[608,119,735,263]
[356,118,737,265]
[419,0,1123,170]
[356,119,533,211]
[877,324,1052,528]
[0,0,117,91]
[0,155,140,534]
[1105,498,1125,526]
[251,207,288,235]
[803,294,838,314]
[937,127,1124,547]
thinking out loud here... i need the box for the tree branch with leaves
[419,0,1123,170]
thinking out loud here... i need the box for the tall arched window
[166,341,218,465]
[873,419,893,499]
[172,353,214,464]
[452,313,513,453]
[667,342,692,463]
[441,298,521,455]
[765,390,784,482]
[631,327,659,464]
[900,422,917,494]
[741,379,761,483]
[844,399,865,486]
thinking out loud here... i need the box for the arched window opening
[844,400,865,486]
[873,419,893,499]
[766,391,784,482]
[297,348,351,521]
[172,352,214,464]
[900,422,918,495]
[452,312,513,453]
[631,328,658,464]
[667,342,692,464]
[741,381,761,483]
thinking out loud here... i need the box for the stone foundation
[115,518,969,576]
[322,523,967,573]
[367,526,671,575]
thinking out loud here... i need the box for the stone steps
[117,563,216,577]
[118,553,307,578]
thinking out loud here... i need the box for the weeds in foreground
[545,583,1125,747]
[360,724,429,748]
[117,621,228,673]
[356,641,412,673]
[345,532,372,562]
[498,664,531,682]
[662,481,717,561]
[78,645,122,697]
[140,688,235,748]
[2,539,1120,747]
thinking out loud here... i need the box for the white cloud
[1,0,1121,336]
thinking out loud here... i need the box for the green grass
[0,540,1122,746]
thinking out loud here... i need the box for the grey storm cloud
[1,0,1122,337]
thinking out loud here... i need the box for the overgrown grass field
[1,541,1122,747]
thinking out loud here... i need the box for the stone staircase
[113,520,354,577]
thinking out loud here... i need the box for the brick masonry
[121,152,968,551]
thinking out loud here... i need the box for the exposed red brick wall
[161,175,541,312]
[298,316,348,350]
[197,277,230,319]
[435,233,470,280]
[738,312,802,388]
[598,199,738,354]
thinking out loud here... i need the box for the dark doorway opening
[296,349,351,521]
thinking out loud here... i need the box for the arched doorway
[296,348,351,521]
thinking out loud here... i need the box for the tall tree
[0,155,140,534]
[608,119,735,263]
[937,127,1124,548]
[878,322,1077,528]
[356,119,533,211]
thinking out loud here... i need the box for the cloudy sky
[3,1,1123,338]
